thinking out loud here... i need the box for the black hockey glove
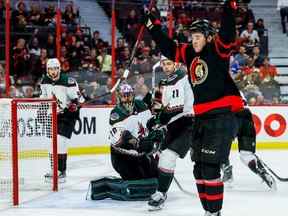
[148,128,165,143]
[137,129,165,154]
[68,98,80,112]
[143,6,161,29]
[138,137,154,154]
[147,116,161,131]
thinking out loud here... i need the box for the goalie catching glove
[138,129,165,154]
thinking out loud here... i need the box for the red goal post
[0,98,58,206]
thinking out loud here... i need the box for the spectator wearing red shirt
[259,57,278,81]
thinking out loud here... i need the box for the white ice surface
[1,150,288,216]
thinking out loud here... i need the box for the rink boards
[70,105,288,154]
[1,106,288,159]
[69,105,288,154]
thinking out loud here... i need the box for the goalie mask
[118,84,134,114]
[47,58,61,81]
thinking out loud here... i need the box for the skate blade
[267,182,277,191]
[148,204,164,211]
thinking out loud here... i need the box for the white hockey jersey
[156,69,194,124]
[40,73,83,112]
[109,100,152,150]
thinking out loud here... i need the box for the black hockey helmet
[188,19,216,38]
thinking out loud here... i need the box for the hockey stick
[173,176,196,196]
[85,0,156,104]
[255,155,288,182]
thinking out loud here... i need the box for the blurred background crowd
[0,0,285,105]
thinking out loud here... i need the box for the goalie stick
[255,155,288,182]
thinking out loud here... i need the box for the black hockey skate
[204,211,221,216]
[221,163,233,183]
[248,159,277,190]
[44,171,66,183]
[148,191,167,211]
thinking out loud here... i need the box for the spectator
[259,60,280,103]
[32,48,48,82]
[278,0,288,34]
[60,46,70,72]
[248,96,257,106]
[45,34,56,57]
[240,21,260,48]
[259,57,278,82]
[124,9,140,43]
[91,30,104,49]
[125,9,139,31]
[13,38,30,80]
[97,47,112,74]
[43,4,56,26]
[251,46,264,67]
[28,3,42,25]
[88,48,100,71]
[118,46,130,67]
[150,40,161,60]
[233,45,248,67]
[29,37,41,59]
[8,85,23,98]
[12,1,28,30]
[63,3,77,26]
[22,85,35,98]
[133,75,149,100]
[92,77,113,104]
[241,56,256,76]
[131,47,155,74]
[255,95,265,105]
[254,18,266,38]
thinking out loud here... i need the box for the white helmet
[46,58,61,81]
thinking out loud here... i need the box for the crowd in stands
[0,0,284,105]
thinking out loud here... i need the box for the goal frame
[9,98,58,205]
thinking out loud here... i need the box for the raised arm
[215,0,239,59]
[218,0,238,44]
[145,7,184,62]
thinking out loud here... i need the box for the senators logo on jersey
[189,57,208,86]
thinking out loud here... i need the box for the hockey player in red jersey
[144,0,243,215]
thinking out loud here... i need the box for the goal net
[0,98,58,206]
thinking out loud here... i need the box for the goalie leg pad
[239,150,257,167]
[90,177,158,201]
[158,149,179,173]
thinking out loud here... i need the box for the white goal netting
[0,98,57,206]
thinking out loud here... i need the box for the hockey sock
[204,180,224,213]
[58,154,67,173]
[195,179,208,211]
[202,163,223,213]
[157,169,174,193]
[193,162,208,211]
